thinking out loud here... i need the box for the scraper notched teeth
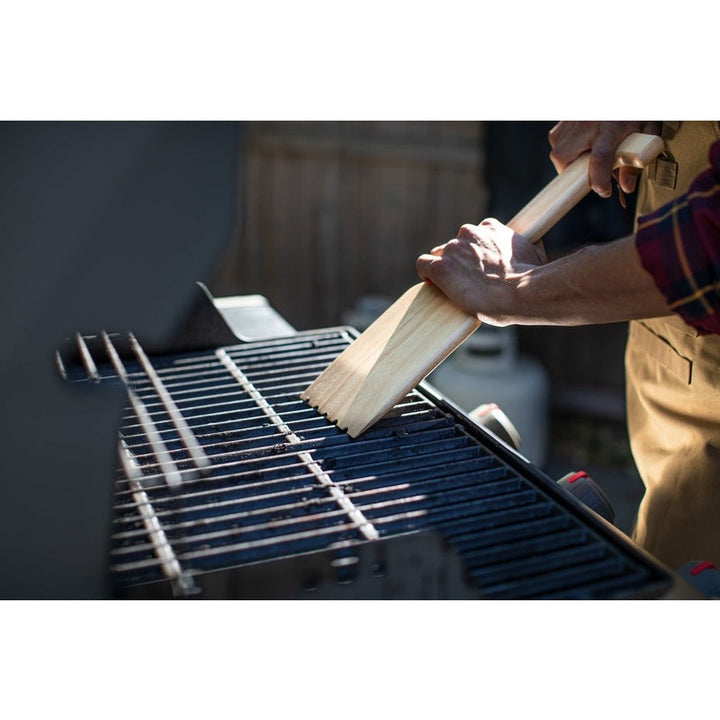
[300,390,349,433]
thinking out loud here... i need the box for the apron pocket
[630,320,693,384]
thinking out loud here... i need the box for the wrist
[478,269,536,326]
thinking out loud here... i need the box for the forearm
[416,220,672,327]
[498,235,672,326]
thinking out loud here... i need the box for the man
[417,121,720,571]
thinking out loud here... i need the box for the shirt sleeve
[635,140,720,335]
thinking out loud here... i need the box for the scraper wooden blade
[302,132,664,438]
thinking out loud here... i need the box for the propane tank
[428,325,550,467]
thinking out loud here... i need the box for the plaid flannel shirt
[635,140,720,335]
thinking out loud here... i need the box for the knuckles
[456,219,501,241]
[457,223,479,240]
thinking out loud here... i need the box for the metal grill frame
[60,321,676,601]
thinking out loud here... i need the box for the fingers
[549,121,652,199]
[587,134,617,198]
[417,233,476,285]
[454,223,482,245]
[616,166,641,194]
[417,238,455,281]
[548,122,592,173]
[548,122,614,194]
[429,231,468,256]
[416,250,444,283]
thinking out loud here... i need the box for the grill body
[60,300,678,600]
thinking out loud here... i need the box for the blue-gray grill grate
[64,329,670,599]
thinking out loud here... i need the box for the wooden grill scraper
[302,132,665,438]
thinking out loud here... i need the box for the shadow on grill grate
[60,327,674,600]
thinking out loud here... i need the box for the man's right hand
[548,121,662,199]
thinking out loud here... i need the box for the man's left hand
[416,219,546,324]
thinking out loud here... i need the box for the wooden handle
[508,132,664,242]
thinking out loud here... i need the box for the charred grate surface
[62,328,671,599]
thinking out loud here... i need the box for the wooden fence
[212,121,486,331]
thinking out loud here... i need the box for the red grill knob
[557,471,615,525]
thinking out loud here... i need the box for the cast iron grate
[59,328,672,600]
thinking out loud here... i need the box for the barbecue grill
[56,284,691,599]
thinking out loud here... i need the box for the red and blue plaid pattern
[636,141,720,335]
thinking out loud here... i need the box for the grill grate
[62,327,672,599]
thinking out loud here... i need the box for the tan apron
[626,121,720,570]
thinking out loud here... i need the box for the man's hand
[548,121,662,199]
[416,219,546,325]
